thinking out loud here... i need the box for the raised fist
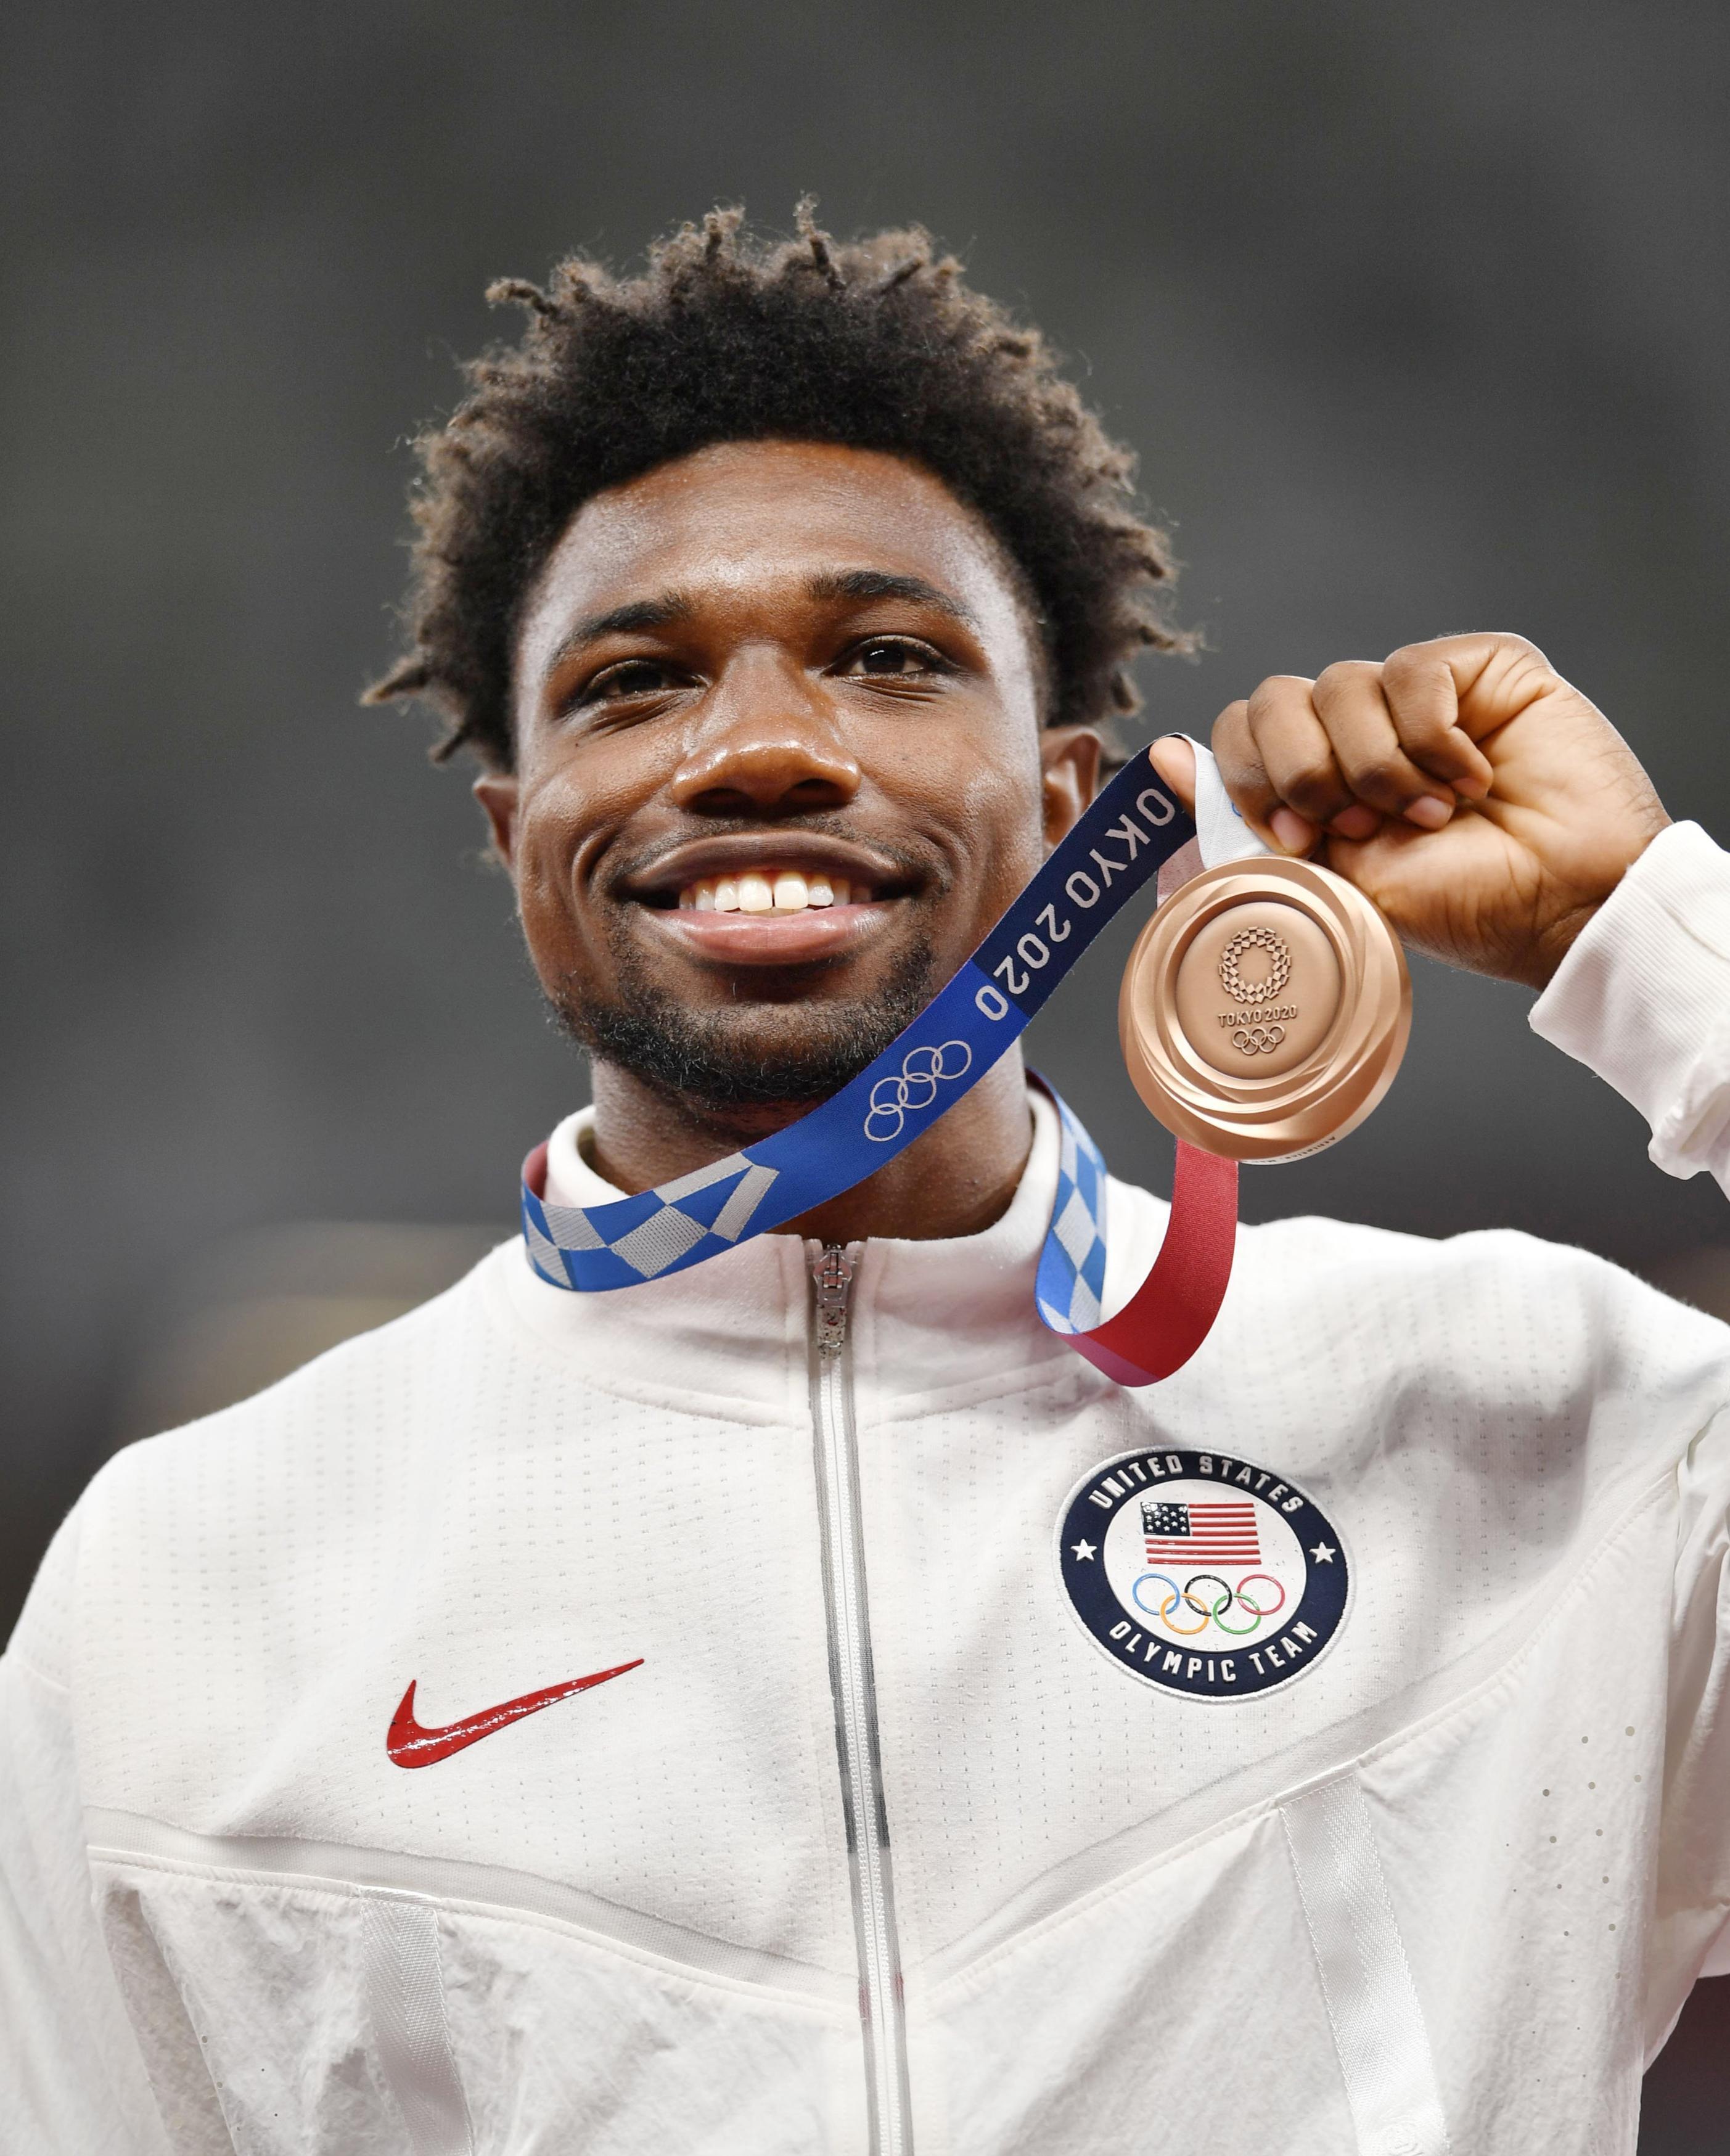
[1150,633,1670,990]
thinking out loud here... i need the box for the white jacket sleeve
[1531,820,1730,1197]
[1533,821,1730,2004]
[0,1515,171,2154]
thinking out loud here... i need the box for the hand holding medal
[1125,633,1671,1158]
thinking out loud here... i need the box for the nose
[668,650,861,817]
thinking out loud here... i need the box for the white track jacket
[6,822,1730,2156]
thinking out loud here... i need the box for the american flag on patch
[1141,1500,1260,1565]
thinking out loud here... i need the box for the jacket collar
[493,1089,1164,1418]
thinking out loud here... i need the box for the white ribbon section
[1184,734,1278,869]
[1155,737,1276,903]
[362,1893,475,2156]
[1281,1775,1451,2156]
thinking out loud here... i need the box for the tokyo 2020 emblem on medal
[1056,1447,1351,1699]
[1118,855,1410,1163]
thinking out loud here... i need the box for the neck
[586,1047,1035,1245]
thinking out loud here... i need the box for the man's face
[479,440,1097,1123]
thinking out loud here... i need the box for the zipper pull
[811,1243,855,1358]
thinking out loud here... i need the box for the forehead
[515,440,1032,679]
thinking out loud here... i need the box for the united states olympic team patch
[1056,1447,1350,1699]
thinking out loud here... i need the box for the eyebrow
[543,592,694,674]
[805,568,980,628]
[540,567,980,680]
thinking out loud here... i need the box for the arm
[1149,644,1730,2032]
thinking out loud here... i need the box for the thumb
[1148,733,1197,812]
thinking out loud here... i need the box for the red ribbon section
[1063,1141,1238,1388]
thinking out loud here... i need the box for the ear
[1039,727,1102,848]
[472,772,520,871]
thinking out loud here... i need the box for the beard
[548,930,938,1112]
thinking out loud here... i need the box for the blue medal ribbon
[522,749,1194,1322]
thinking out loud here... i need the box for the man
[4,208,1728,2154]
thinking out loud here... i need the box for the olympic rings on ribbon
[1128,1568,1288,1638]
[863,1041,974,1142]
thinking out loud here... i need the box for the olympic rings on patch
[1209,1592,1266,1635]
[1157,1581,1215,1634]
[1132,1571,1186,1618]
[1183,1573,1234,1619]
[1128,1568,1289,1639]
[1233,1574,1287,1617]
[863,1040,974,1142]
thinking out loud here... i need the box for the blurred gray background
[4,1,1728,2139]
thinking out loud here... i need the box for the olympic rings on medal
[863,1040,974,1142]
[1128,1568,1289,1639]
[1231,1023,1286,1057]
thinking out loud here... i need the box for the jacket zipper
[809,1243,914,2156]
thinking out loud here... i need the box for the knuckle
[1210,702,1256,769]
[1245,674,1310,720]
[1313,658,1376,699]
[1383,640,1438,675]
[1381,647,1446,700]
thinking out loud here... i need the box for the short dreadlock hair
[366,205,1186,769]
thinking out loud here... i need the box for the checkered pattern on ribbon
[522,1150,781,1292]
[1033,1089,1110,1336]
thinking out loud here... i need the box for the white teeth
[674,868,869,913]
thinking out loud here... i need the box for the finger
[1311,661,1459,828]
[1384,631,1556,751]
[1379,643,1497,797]
[1147,733,1197,811]
[1244,674,1378,838]
[1212,697,1318,855]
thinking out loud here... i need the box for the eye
[584,657,684,702]
[840,636,950,680]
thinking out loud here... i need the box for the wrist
[1523,814,1674,990]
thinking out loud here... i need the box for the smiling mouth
[673,867,869,914]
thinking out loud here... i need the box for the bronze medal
[1118,857,1411,1162]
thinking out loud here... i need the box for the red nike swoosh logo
[386,1660,644,1769]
